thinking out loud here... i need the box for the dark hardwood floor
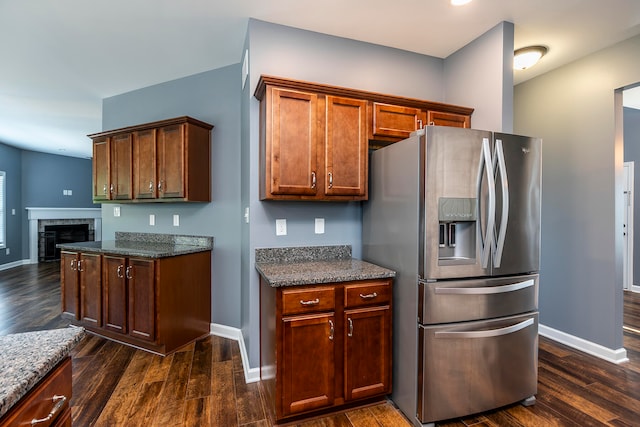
[2,262,640,426]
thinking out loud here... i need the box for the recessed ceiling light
[451,0,472,5]
[514,45,548,70]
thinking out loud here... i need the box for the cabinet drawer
[0,357,72,427]
[281,286,335,316]
[344,280,391,308]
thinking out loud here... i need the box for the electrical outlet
[276,219,287,236]
[149,214,155,226]
[5,248,9,255]
[315,218,325,234]
[11,209,15,215]
[113,206,121,217]
[173,214,180,227]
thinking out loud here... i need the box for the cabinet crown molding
[254,75,474,116]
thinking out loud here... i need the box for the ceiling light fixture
[450,0,472,5]
[514,45,548,70]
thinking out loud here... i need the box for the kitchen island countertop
[0,327,85,419]
[255,245,396,287]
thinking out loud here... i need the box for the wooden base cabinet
[260,278,392,423]
[62,250,211,355]
[0,357,72,427]
[60,251,102,328]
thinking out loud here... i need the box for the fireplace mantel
[26,208,102,264]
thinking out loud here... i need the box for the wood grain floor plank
[183,396,212,427]
[143,352,174,383]
[92,350,154,426]
[152,350,193,424]
[211,359,238,426]
[122,381,164,426]
[186,337,213,400]
[234,368,266,425]
[344,406,381,427]
[368,402,412,426]
[71,343,136,427]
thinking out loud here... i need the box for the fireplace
[26,208,102,264]
[40,223,94,261]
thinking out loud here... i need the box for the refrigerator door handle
[434,318,534,339]
[493,139,509,268]
[434,278,535,295]
[477,137,495,268]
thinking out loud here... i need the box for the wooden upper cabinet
[92,138,110,201]
[110,133,133,200]
[90,117,213,203]
[258,83,368,201]
[262,87,318,198]
[427,110,471,128]
[371,102,425,141]
[325,96,367,198]
[133,129,157,199]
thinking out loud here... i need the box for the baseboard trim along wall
[0,259,31,272]
[539,324,629,364]
[210,323,261,383]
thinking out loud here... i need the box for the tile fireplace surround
[26,208,102,264]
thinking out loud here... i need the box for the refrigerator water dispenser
[438,197,477,263]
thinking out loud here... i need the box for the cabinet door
[128,258,156,341]
[92,138,110,201]
[372,102,424,140]
[157,124,185,199]
[110,133,133,200]
[324,96,368,198]
[60,251,79,320]
[281,313,335,416]
[427,110,470,128]
[79,253,102,327]
[265,88,319,197]
[344,305,391,401]
[133,129,157,199]
[102,255,128,333]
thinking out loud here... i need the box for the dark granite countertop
[57,232,213,258]
[0,327,85,419]
[255,245,396,287]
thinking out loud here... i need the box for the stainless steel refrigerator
[362,126,541,426]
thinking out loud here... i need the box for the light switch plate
[276,219,287,236]
[173,214,180,227]
[113,206,121,217]
[149,214,155,226]
[315,218,325,234]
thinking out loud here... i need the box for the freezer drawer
[419,274,538,324]
[417,312,538,424]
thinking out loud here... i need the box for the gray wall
[241,19,513,367]
[0,144,94,265]
[624,106,640,285]
[101,64,242,329]
[0,143,23,264]
[514,34,640,350]
[444,21,514,133]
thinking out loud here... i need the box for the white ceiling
[2,0,640,158]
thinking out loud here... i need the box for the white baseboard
[0,259,31,272]
[210,323,261,383]
[539,324,629,364]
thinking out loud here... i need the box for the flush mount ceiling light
[514,45,548,70]
[451,0,472,5]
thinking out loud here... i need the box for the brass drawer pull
[359,292,378,300]
[31,394,67,426]
[299,298,320,306]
